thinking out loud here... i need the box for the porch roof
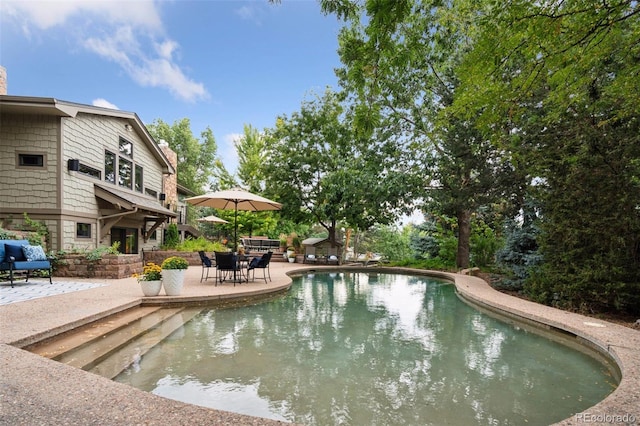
[95,184,176,217]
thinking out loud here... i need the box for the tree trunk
[456,209,471,269]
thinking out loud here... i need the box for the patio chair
[247,251,273,283]
[198,251,215,283]
[304,254,317,264]
[327,255,339,265]
[214,251,244,286]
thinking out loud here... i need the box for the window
[119,138,133,158]
[18,153,45,167]
[145,188,158,198]
[79,163,101,179]
[77,223,91,238]
[106,139,143,191]
[135,165,143,192]
[105,151,115,183]
[119,158,132,189]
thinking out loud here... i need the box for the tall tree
[322,0,521,268]
[235,124,268,193]
[147,118,220,194]
[264,89,414,246]
[452,0,640,313]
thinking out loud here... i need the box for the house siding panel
[0,114,59,210]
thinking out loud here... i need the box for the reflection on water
[115,272,615,425]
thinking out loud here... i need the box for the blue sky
[0,0,344,174]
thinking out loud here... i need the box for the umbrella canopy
[196,215,229,224]
[185,188,282,251]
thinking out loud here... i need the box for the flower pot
[162,269,186,296]
[288,257,295,263]
[140,280,162,297]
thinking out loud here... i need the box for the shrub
[175,236,226,253]
[163,223,180,249]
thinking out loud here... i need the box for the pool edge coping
[1,265,638,425]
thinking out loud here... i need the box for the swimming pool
[112,272,616,425]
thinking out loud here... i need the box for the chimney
[159,140,178,209]
[0,66,6,95]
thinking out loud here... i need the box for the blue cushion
[13,260,50,270]
[22,245,47,261]
[5,244,26,262]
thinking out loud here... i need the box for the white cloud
[234,4,264,25]
[92,98,119,109]
[222,133,242,174]
[3,0,208,102]
[2,0,162,31]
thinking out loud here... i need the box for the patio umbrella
[185,187,282,251]
[196,215,229,224]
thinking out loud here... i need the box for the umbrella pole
[234,202,238,253]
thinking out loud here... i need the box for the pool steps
[26,306,203,379]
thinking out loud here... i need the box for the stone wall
[55,254,143,279]
[54,251,201,279]
[141,250,201,268]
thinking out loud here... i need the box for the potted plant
[161,256,189,296]
[134,262,163,296]
[288,251,296,263]
[279,234,288,252]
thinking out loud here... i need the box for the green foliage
[161,256,189,270]
[146,118,222,194]
[321,0,640,315]
[470,219,501,268]
[359,224,412,262]
[85,242,120,261]
[495,202,542,291]
[236,124,268,194]
[175,237,226,253]
[0,228,18,240]
[163,223,180,249]
[263,88,416,244]
[22,213,49,247]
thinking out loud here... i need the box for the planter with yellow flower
[134,262,163,296]
[161,256,189,296]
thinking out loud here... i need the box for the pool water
[114,272,616,425]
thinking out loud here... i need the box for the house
[301,237,342,263]
[0,95,177,253]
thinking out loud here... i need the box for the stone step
[28,306,164,359]
[54,307,189,370]
[89,306,203,379]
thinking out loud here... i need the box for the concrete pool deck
[1,263,638,425]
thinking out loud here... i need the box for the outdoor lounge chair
[198,251,215,283]
[304,254,317,264]
[247,251,273,283]
[214,251,244,285]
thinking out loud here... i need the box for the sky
[0,0,344,175]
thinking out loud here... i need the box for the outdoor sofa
[0,239,52,287]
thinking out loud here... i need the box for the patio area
[0,262,637,425]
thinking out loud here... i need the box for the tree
[146,118,221,194]
[321,0,522,268]
[452,0,640,313]
[263,89,414,246]
[236,124,268,194]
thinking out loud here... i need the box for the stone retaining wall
[55,254,143,279]
[54,251,201,279]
